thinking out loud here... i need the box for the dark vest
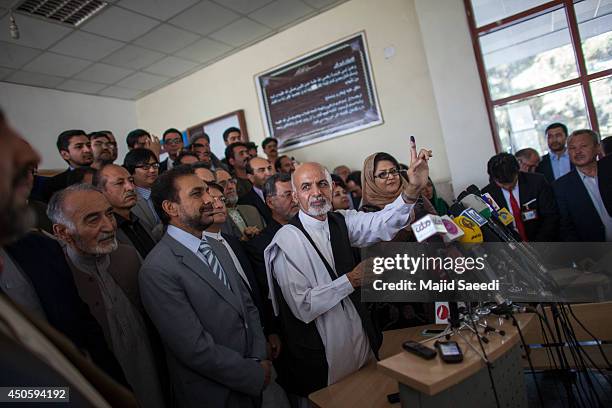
[272,212,382,397]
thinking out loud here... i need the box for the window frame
[464,0,612,152]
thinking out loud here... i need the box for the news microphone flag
[461,208,487,227]
[440,215,464,243]
[412,214,448,242]
[435,302,450,324]
[481,192,501,212]
[497,207,515,226]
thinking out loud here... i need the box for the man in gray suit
[140,165,271,408]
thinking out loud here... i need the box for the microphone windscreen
[454,216,484,243]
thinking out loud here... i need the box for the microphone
[460,194,516,243]
[460,194,492,219]
[453,216,483,243]
[411,214,448,242]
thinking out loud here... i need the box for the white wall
[0,81,137,170]
[415,0,496,193]
[137,0,452,187]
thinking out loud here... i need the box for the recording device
[402,340,437,360]
[434,341,464,363]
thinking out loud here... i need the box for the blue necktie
[198,237,231,290]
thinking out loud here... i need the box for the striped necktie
[198,237,231,290]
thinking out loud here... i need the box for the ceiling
[0,0,348,100]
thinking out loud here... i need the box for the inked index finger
[410,135,418,163]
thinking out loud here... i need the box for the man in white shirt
[264,139,432,402]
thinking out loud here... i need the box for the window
[466,0,612,154]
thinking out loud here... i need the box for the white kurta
[264,194,414,385]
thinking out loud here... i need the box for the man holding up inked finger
[264,137,432,404]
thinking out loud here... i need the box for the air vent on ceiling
[16,0,108,27]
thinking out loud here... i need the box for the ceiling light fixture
[9,10,20,40]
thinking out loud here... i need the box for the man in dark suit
[140,166,270,407]
[598,154,612,216]
[226,142,253,197]
[238,156,275,225]
[536,122,575,184]
[483,153,559,241]
[159,128,184,173]
[243,173,299,299]
[94,164,156,259]
[554,129,612,242]
[43,129,93,201]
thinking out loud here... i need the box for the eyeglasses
[374,168,400,180]
[136,163,160,171]
[211,196,227,203]
[218,178,237,187]
[165,138,183,145]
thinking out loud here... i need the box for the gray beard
[305,201,332,217]
[226,194,239,207]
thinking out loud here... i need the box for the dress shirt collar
[167,225,204,255]
[550,150,569,162]
[135,186,151,200]
[299,210,328,229]
[253,186,264,202]
[577,168,597,181]
[203,230,224,242]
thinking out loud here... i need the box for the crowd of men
[1,110,611,408]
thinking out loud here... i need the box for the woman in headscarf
[423,177,450,216]
[360,152,436,329]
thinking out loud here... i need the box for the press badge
[521,199,538,221]
[522,210,538,221]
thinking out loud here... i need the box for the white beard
[305,200,332,217]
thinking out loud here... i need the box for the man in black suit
[160,128,184,173]
[598,154,612,216]
[554,129,612,242]
[238,156,275,225]
[536,122,575,184]
[243,173,299,305]
[43,129,93,201]
[483,153,559,241]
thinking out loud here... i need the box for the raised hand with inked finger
[402,135,432,203]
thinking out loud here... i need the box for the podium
[309,314,535,408]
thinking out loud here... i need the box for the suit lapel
[489,185,507,211]
[569,171,599,215]
[518,173,529,205]
[163,235,243,317]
